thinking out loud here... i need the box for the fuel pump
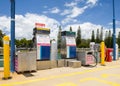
[61,31,76,59]
[33,26,50,60]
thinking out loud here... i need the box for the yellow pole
[3,36,11,79]
[100,42,105,66]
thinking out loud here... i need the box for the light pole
[112,0,116,61]
[10,0,15,72]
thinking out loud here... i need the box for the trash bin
[106,48,113,62]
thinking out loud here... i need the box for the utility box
[33,27,51,60]
[77,51,95,65]
[15,51,36,72]
[61,31,76,59]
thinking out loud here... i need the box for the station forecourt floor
[0,60,120,86]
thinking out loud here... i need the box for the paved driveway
[0,60,120,86]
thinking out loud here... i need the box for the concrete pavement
[0,60,120,86]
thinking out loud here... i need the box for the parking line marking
[102,74,120,78]
[1,65,120,86]
[56,82,77,86]
[80,77,120,86]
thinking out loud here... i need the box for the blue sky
[0,0,120,39]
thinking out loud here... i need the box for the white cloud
[86,0,98,5]
[64,0,83,7]
[61,0,81,16]
[0,16,10,35]
[60,9,71,16]
[108,22,112,25]
[67,6,88,18]
[61,17,77,25]
[61,0,98,25]
[61,6,88,25]
[43,7,60,14]
[0,13,59,40]
[64,22,101,39]
[50,7,60,14]
[64,22,120,39]
[65,2,77,7]
[109,20,120,26]
[1,16,120,40]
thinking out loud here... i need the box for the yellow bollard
[3,36,11,79]
[100,42,105,66]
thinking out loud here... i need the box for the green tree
[57,26,62,50]
[79,39,90,48]
[100,27,103,42]
[91,30,95,42]
[15,39,33,48]
[76,26,81,48]
[104,31,108,47]
[70,26,72,31]
[104,30,113,48]
[111,34,113,48]
[108,30,112,48]
[27,40,33,48]
[117,32,120,48]
[15,39,20,48]
[19,38,28,47]
[95,29,100,43]
[0,30,5,47]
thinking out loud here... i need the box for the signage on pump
[36,34,50,46]
[35,23,45,28]
[66,37,76,46]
